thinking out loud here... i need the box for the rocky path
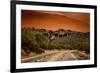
[21,50,89,63]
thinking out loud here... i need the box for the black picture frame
[10,0,97,73]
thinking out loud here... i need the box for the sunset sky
[21,10,90,32]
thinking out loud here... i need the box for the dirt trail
[48,52,64,61]
[47,51,78,61]
[21,50,89,63]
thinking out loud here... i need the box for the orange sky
[21,10,90,32]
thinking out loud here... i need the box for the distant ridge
[22,28,90,38]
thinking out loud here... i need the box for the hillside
[21,28,90,61]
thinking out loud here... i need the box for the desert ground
[21,50,89,63]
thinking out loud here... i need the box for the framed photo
[10,0,97,72]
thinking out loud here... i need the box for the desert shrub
[35,33,48,49]
[21,29,44,54]
[48,35,90,53]
[21,28,90,54]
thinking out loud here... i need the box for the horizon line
[22,27,90,33]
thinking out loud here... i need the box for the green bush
[21,28,90,54]
[21,29,44,54]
